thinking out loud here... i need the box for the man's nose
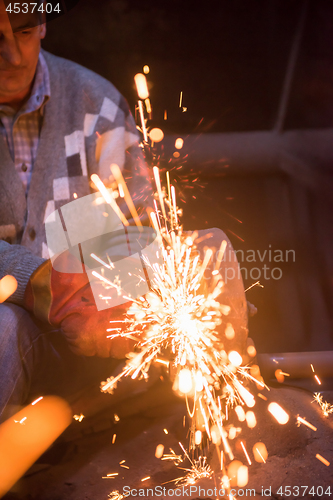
[1,36,22,66]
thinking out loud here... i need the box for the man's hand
[24,251,135,358]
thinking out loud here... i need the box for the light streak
[296,416,317,431]
[244,281,264,293]
[315,454,330,466]
[31,397,43,406]
[110,163,143,230]
[91,253,114,270]
[258,393,267,401]
[138,100,148,143]
[314,375,321,385]
[141,476,150,482]
[240,441,251,465]
[90,174,129,227]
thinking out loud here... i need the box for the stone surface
[2,387,333,500]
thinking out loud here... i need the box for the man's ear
[39,23,46,39]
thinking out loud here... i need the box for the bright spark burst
[170,446,213,486]
[99,167,260,468]
[108,491,124,500]
[313,393,333,417]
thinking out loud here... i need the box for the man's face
[0,1,46,106]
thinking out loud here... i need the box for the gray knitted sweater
[0,50,151,303]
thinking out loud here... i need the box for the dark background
[42,0,333,354]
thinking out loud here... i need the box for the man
[0,0,156,422]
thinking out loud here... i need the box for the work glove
[24,250,135,358]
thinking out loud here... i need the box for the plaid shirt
[0,53,51,194]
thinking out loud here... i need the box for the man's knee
[0,303,38,350]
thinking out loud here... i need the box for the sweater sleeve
[0,240,44,305]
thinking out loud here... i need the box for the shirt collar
[0,51,51,119]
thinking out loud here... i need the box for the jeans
[0,303,119,423]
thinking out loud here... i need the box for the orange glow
[155,445,164,458]
[178,368,192,394]
[247,345,256,357]
[245,411,257,428]
[194,430,202,445]
[227,460,243,487]
[149,128,164,143]
[253,442,268,463]
[145,98,152,114]
[175,138,184,149]
[228,351,242,367]
[268,402,289,425]
[275,369,285,383]
[0,275,17,303]
[237,465,248,487]
[225,324,235,340]
[134,73,149,100]
[235,406,246,422]
[0,397,71,497]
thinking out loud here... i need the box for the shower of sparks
[90,74,291,492]
[99,170,262,467]
[313,393,333,417]
[93,164,269,492]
